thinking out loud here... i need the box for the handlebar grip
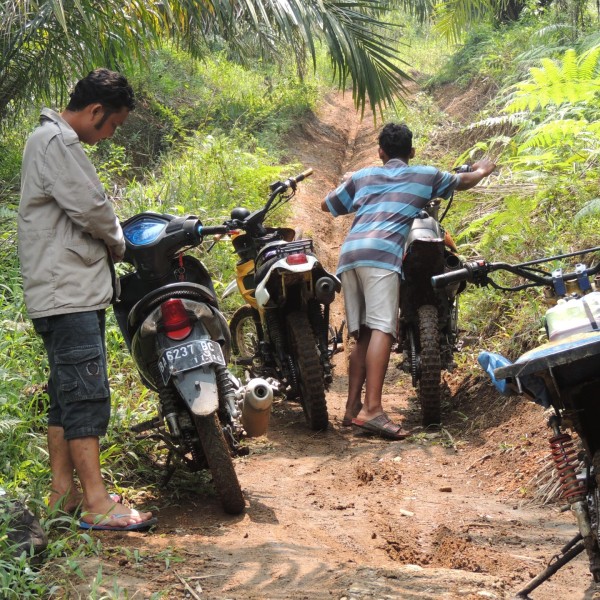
[455,164,473,174]
[431,268,471,289]
[197,225,229,237]
[294,168,313,183]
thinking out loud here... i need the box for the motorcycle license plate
[158,339,225,385]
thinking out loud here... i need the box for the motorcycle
[113,210,274,515]
[222,169,342,431]
[432,246,600,598]
[395,166,469,427]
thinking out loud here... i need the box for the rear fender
[255,255,319,308]
[132,301,231,389]
[405,215,444,246]
[172,367,219,416]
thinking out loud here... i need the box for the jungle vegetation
[1,0,600,595]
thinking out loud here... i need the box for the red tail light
[161,299,192,340]
[286,253,308,265]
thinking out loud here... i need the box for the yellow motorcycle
[223,169,342,431]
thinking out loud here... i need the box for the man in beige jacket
[18,69,155,530]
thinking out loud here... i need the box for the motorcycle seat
[494,331,600,380]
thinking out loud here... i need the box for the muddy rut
[64,92,597,600]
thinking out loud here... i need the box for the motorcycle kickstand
[513,533,585,599]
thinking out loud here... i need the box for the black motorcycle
[396,166,469,427]
[432,247,600,598]
[114,211,273,515]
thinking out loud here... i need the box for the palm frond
[433,0,494,42]
[0,0,412,120]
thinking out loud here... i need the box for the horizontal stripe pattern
[324,158,457,274]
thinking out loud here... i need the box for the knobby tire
[286,311,329,431]
[418,304,442,427]
[195,412,245,514]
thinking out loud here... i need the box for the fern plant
[505,46,600,112]
[497,45,600,173]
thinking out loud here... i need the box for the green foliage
[130,48,320,150]
[0,0,412,121]
[497,45,600,173]
[505,46,600,111]
[454,193,539,251]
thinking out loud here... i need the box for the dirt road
[64,92,597,600]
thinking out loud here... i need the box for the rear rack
[255,239,314,270]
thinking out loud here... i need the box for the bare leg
[355,328,394,421]
[69,437,152,527]
[47,425,82,513]
[343,328,369,423]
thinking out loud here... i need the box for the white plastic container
[545,291,600,341]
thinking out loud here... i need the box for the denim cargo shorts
[33,310,111,440]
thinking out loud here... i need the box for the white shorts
[340,267,400,339]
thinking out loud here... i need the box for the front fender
[222,279,238,300]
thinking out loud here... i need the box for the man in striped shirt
[322,122,495,440]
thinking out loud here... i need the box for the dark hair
[66,68,135,113]
[378,122,413,159]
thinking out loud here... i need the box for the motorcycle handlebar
[431,267,473,289]
[271,168,314,195]
[293,168,314,183]
[432,251,600,292]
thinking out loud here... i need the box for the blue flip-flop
[79,516,158,531]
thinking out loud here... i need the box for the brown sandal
[351,414,408,440]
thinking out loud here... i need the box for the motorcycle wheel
[418,304,442,427]
[230,305,260,363]
[195,413,245,514]
[286,311,329,431]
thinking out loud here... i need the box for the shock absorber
[548,418,600,581]
[549,432,586,502]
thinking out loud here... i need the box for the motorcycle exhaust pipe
[241,378,273,438]
[315,276,336,304]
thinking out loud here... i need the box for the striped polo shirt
[324,158,458,275]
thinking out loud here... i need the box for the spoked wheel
[230,305,260,367]
[417,304,442,427]
[195,412,245,514]
[286,311,329,431]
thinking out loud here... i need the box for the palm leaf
[0,0,413,120]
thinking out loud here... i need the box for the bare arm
[455,158,496,191]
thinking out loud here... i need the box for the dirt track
[61,92,598,600]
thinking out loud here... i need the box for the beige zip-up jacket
[18,108,125,319]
